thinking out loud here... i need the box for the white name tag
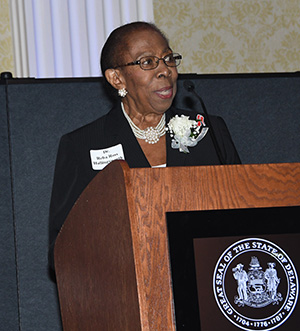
[90,144,125,170]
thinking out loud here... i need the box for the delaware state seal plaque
[213,238,298,330]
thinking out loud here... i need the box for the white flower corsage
[167,114,209,153]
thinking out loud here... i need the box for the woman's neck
[121,101,164,130]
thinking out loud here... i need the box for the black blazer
[48,103,240,269]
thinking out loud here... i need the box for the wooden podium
[54,161,300,330]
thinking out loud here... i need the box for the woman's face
[119,29,178,116]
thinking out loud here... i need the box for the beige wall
[154,0,300,74]
[0,0,14,75]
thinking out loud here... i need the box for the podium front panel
[167,206,300,331]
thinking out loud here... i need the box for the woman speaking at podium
[48,21,240,270]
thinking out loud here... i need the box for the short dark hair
[100,21,169,75]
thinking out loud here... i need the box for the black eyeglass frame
[113,53,182,71]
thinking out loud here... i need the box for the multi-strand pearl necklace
[121,102,166,144]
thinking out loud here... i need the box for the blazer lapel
[104,103,150,168]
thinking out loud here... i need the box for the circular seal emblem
[213,238,298,330]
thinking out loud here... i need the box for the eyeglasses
[114,53,182,71]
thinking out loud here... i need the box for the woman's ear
[105,69,125,91]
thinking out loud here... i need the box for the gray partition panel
[175,73,300,164]
[7,81,112,330]
[0,84,19,330]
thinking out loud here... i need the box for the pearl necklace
[121,102,166,144]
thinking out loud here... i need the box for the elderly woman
[48,21,240,270]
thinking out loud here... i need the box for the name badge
[90,144,125,170]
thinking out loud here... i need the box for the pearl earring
[118,88,128,98]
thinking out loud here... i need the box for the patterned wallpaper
[153,0,300,74]
[0,0,14,75]
[1,0,299,76]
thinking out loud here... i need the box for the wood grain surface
[55,162,300,330]
[127,162,300,330]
